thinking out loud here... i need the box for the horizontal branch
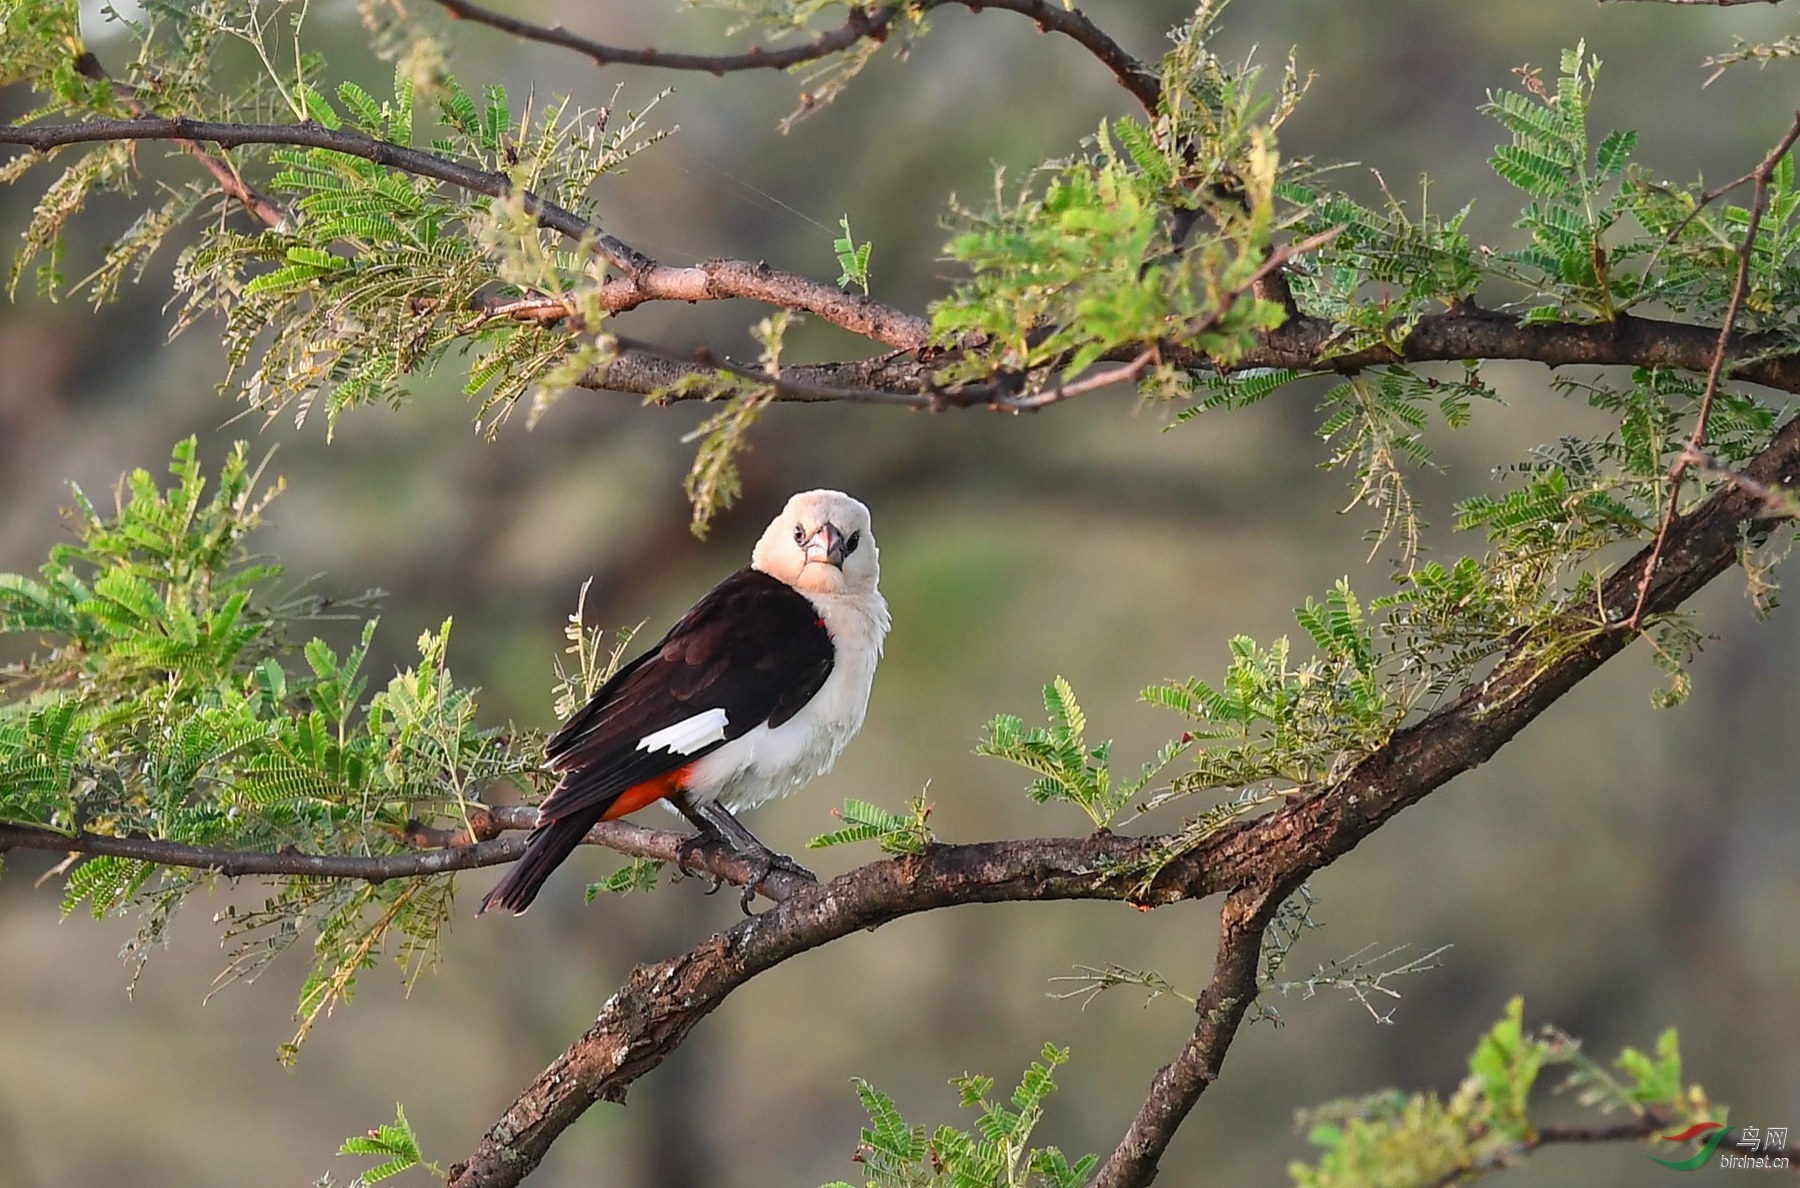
[600,259,927,350]
[0,116,928,348]
[583,340,954,406]
[1230,304,1800,394]
[0,806,815,903]
[575,303,1800,414]
[15,120,1795,400]
[433,0,900,75]
[446,404,1800,1188]
[1532,1117,1668,1145]
[582,228,1338,408]
[431,0,1160,114]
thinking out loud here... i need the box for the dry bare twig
[1624,110,1800,631]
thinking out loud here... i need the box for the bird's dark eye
[793,524,806,544]
[844,530,861,557]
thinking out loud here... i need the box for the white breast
[680,587,889,814]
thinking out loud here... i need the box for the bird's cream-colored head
[752,489,880,598]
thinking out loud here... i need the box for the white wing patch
[636,708,730,755]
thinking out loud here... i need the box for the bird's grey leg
[670,797,727,894]
[690,799,818,913]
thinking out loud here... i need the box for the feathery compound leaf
[584,858,665,901]
[833,213,873,294]
[1595,128,1638,181]
[682,386,774,539]
[832,1046,1090,1188]
[339,1103,440,1184]
[1291,1001,1715,1188]
[808,796,934,855]
[1,442,536,1054]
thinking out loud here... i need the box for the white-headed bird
[479,490,889,915]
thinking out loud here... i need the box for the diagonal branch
[444,410,1800,1188]
[0,116,929,348]
[70,52,291,231]
[0,115,648,270]
[1091,883,1293,1187]
[943,0,1160,114]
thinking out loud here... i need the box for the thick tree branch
[575,305,1800,413]
[445,409,1800,1188]
[0,117,928,348]
[6,399,1792,1186]
[1228,305,1800,394]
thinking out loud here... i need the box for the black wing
[534,567,834,824]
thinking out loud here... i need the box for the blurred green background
[2,2,1797,1185]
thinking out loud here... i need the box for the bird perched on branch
[479,490,889,916]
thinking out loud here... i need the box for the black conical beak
[805,522,847,568]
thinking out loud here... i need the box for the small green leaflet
[833,214,873,294]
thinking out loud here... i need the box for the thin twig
[1678,444,1800,515]
[999,349,1158,410]
[1624,111,1800,631]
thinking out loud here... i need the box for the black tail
[477,812,595,915]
